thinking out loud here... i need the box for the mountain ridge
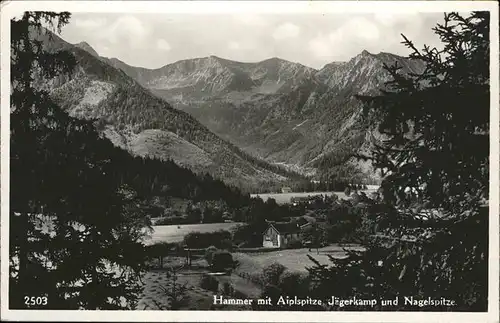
[35,28,302,191]
[70,38,426,183]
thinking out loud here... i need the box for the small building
[262,222,301,248]
[295,215,316,230]
[291,195,319,206]
[281,186,292,194]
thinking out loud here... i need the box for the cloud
[73,18,107,29]
[62,12,444,70]
[308,17,381,61]
[105,15,151,48]
[227,40,256,52]
[373,12,420,27]
[228,41,241,51]
[234,14,269,26]
[272,23,300,40]
[308,35,334,59]
[156,39,172,52]
[330,17,380,43]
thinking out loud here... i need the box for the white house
[262,222,301,248]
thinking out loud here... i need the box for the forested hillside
[34,28,303,192]
[101,45,425,185]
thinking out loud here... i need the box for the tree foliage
[308,12,489,311]
[10,11,149,310]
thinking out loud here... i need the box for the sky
[60,12,446,70]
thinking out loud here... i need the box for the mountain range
[34,31,303,192]
[37,29,425,190]
[101,45,425,179]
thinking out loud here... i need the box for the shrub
[262,262,287,286]
[350,192,361,205]
[287,239,303,249]
[183,230,232,249]
[247,273,265,287]
[146,242,175,258]
[278,271,309,297]
[205,246,218,266]
[232,223,267,248]
[146,242,176,268]
[261,283,282,302]
[233,289,247,299]
[220,238,234,251]
[155,216,190,226]
[222,282,234,296]
[211,251,234,272]
[200,274,219,293]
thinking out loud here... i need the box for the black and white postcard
[1,1,499,322]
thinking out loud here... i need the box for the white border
[1,1,499,322]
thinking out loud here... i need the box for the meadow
[137,244,366,310]
[251,186,379,205]
[145,222,244,245]
[234,245,366,273]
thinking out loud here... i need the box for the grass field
[251,189,378,205]
[137,268,215,310]
[137,244,366,309]
[145,222,244,245]
[137,255,260,310]
[234,244,365,273]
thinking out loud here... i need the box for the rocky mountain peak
[75,41,99,57]
[360,49,373,57]
[73,38,425,181]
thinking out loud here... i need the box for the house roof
[294,215,316,227]
[268,222,301,234]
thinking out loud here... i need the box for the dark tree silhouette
[307,12,489,311]
[10,11,149,310]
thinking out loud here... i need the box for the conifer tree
[307,12,489,311]
[10,11,149,310]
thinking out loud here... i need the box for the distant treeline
[96,144,311,226]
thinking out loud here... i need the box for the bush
[287,239,303,249]
[243,272,265,287]
[261,283,282,302]
[350,192,361,205]
[222,282,234,296]
[200,274,219,292]
[211,251,234,272]
[278,271,309,297]
[232,223,267,248]
[262,262,287,286]
[155,216,190,226]
[220,238,234,251]
[233,289,247,299]
[183,230,232,249]
[146,242,175,258]
[205,246,218,266]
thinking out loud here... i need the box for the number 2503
[24,296,48,306]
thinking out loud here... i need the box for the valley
[36,30,302,193]
[9,10,489,313]
[36,26,422,193]
[102,49,425,183]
